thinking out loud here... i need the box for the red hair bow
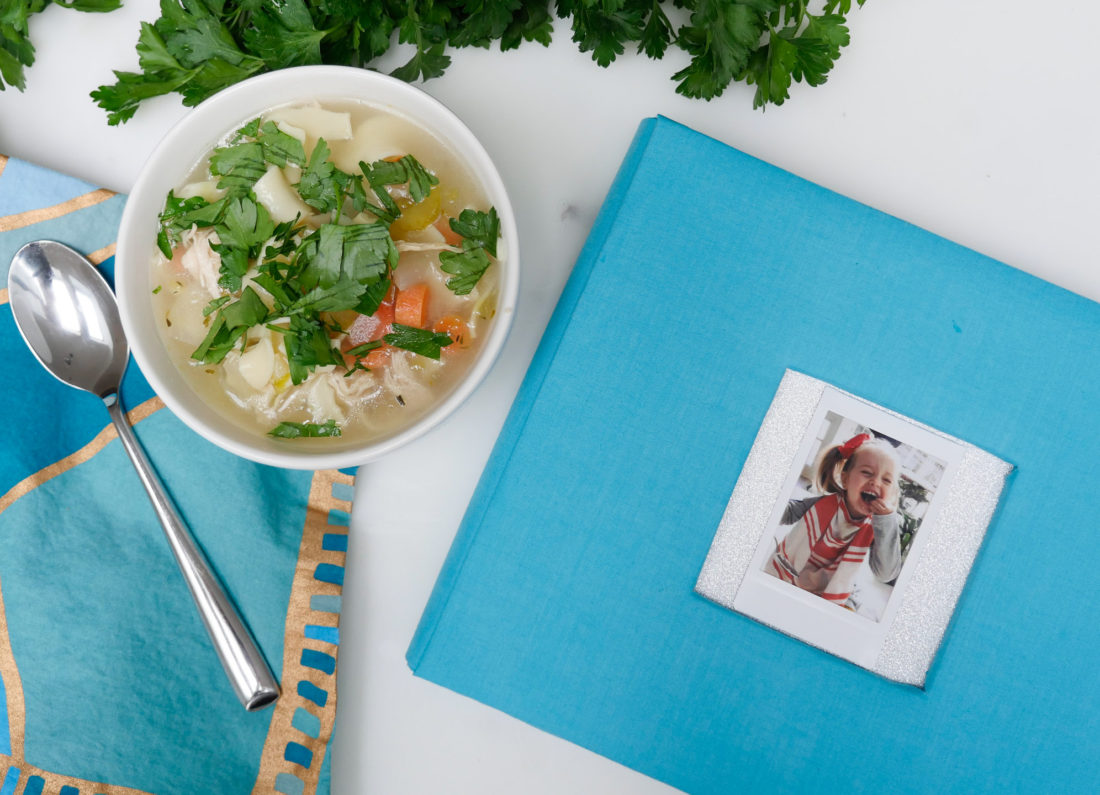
[837,433,870,459]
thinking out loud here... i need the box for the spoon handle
[105,394,280,711]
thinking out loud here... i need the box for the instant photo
[695,371,1013,686]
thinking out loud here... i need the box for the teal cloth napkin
[0,156,351,794]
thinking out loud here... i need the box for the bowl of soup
[116,66,518,469]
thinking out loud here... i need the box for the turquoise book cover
[407,116,1100,793]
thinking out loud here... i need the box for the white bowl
[116,66,519,470]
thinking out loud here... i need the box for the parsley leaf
[449,207,499,257]
[283,313,343,384]
[400,154,439,202]
[258,120,307,167]
[295,138,371,216]
[209,195,276,291]
[384,323,453,360]
[439,246,493,296]
[241,0,327,70]
[297,222,396,293]
[391,2,452,82]
[287,274,367,315]
[673,0,769,101]
[561,0,645,68]
[156,191,226,257]
[191,286,269,364]
[210,140,267,196]
[268,419,342,438]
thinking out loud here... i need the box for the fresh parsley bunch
[81,0,868,125]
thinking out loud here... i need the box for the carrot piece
[364,345,392,369]
[395,283,429,328]
[433,214,464,246]
[341,287,397,369]
[433,315,470,351]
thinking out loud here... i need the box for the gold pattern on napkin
[0,395,168,792]
[0,187,116,234]
[253,468,353,795]
[0,397,164,517]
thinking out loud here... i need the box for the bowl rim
[116,65,519,470]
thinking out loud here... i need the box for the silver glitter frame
[695,370,1012,687]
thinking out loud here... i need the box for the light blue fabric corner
[0,159,99,216]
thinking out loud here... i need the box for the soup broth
[151,99,500,443]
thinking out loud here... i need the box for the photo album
[406,116,1096,795]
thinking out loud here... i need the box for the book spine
[405,117,662,670]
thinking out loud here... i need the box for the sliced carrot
[433,315,470,351]
[395,283,429,328]
[364,345,392,368]
[433,214,464,246]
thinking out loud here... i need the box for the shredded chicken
[177,227,224,299]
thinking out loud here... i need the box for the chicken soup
[150,99,500,442]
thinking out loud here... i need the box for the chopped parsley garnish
[192,286,269,364]
[384,323,453,360]
[202,295,231,316]
[268,419,342,438]
[437,207,498,295]
[345,340,383,358]
[154,117,499,395]
[439,246,492,296]
[449,207,499,257]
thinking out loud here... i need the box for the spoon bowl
[7,240,129,398]
[8,240,280,711]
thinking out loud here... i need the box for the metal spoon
[7,240,280,711]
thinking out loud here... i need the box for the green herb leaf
[202,295,231,316]
[399,154,439,202]
[287,274,367,315]
[157,190,222,257]
[449,207,499,257]
[384,322,452,360]
[268,419,342,438]
[354,275,391,317]
[283,313,343,384]
[258,120,307,167]
[209,140,267,195]
[241,0,327,70]
[191,286,269,363]
[298,222,395,292]
[439,246,492,296]
[345,340,383,358]
[208,195,276,291]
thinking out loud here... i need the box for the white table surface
[2,3,1098,793]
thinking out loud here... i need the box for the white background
[2,2,1098,793]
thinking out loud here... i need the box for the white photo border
[695,370,1013,686]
